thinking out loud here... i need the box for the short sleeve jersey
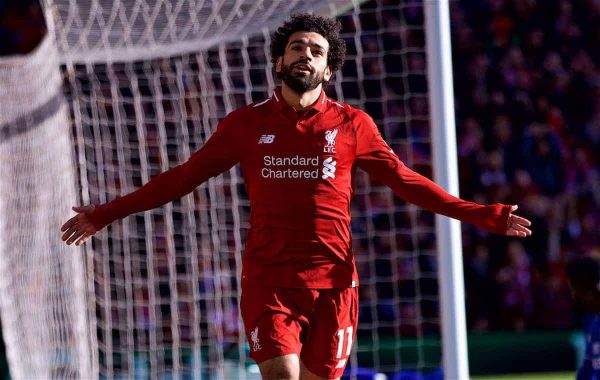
[90,87,512,289]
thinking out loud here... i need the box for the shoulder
[331,102,377,134]
[224,94,276,117]
[218,100,268,128]
[325,99,374,127]
[223,103,256,120]
[334,101,372,123]
[250,96,273,110]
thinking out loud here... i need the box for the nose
[299,46,313,61]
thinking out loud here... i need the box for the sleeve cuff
[88,203,117,231]
[482,203,511,234]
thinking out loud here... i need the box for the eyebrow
[288,39,326,51]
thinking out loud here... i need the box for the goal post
[0,1,469,378]
[425,1,469,379]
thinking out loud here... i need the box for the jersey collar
[272,86,328,114]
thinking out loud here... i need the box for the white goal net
[0,0,442,378]
[0,35,92,379]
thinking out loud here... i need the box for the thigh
[300,361,340,380]
[259,353,300,380]
[300,287,359,379]
[240,287,312,365]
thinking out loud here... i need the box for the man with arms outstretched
[61,14,532,380]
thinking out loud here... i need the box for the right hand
[60,205,98,246]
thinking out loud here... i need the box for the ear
[323,66,332,82]
[275,57,283,73]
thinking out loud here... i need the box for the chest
[246,112,355,158]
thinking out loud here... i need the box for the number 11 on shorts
[336,326,353,359]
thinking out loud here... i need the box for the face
[275,31,333,94]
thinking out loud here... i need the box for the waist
[241,258,358,289]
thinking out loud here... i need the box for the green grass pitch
[472,371,573,380]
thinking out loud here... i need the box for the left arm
[353,109,531,236]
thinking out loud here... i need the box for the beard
[278,60,327,94]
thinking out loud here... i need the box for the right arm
[61,110,246,245]
[352,108,531,236]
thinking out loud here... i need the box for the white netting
[46,0,359,63]
[0,35,92,379]
[2,0,442,378]
[63,52,252,378]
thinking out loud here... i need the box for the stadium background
[0,0,598,378]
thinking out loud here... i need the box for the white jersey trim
[327,99,344,108]
[253,98,271,108]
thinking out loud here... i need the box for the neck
[280,83,322,111]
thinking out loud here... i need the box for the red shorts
[240,286,358,379]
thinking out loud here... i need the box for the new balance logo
[258,135,275,144]
[250,327,262,352]
[322,157,337,180]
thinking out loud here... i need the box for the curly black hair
[270,13,346,74]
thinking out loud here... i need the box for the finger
[512,224,532,236]
[67,230,86,245]
[72,205,95,214]
[507,224,532,237]
[60,216,79,232]
[77,232,94,245]
[79,226,97,238]
[82,224,97,234]
[67,229,86,245]
[511,215,531,226]
[510,205,518,213]
[75,233,91,246]
[62,227,79,242]
[64,229,82,245]
[507,229,527,238]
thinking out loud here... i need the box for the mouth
[293,63,313,73]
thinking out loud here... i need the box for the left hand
[506,205,532,237]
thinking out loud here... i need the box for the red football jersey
[89,87,511,288]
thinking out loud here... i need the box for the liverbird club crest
[250,326,261,352]
[324,128,338,153]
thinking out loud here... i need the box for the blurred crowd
[452,0,600,331]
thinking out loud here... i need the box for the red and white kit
[89,87,512,377]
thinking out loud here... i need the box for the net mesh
[46,0,359,63]
[0,36,92,379]
[0,0,442,378]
